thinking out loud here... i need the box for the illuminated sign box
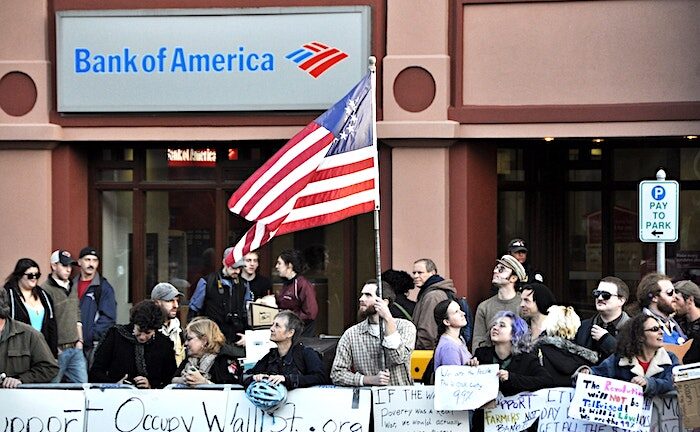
[56,7,370,112]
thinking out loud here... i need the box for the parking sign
[639,180,679,242]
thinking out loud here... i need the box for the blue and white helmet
[245,381,288,413]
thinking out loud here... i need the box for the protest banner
[434,364,499,411]
[0,389,84,432]
[569,374,649,432]
[372,386,469,432]
[484,391,542,432]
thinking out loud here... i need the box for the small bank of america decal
[285,42,349,78]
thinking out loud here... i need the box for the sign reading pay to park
[639,179,679,242]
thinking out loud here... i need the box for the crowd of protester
[2,239,699,424]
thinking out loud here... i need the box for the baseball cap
[79,246,99,259]
[232,258,246,269]
[674,280,700,301]
[497,254,528,283]
[508,238,528,253]
[50,250,77,266]
[150,282,183,301]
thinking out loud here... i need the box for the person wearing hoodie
[411,258,457,350]
[531,305,598,387]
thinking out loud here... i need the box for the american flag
[225,73,378,264]
[285,42,349,78]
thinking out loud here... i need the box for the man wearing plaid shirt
[331,279,416,386]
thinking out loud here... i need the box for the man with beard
[331,280,416,386]
[574,276,630,364]
[637,272,687,345]
[73,246,116,363]
[189,248,250,355]
[151,282,185,367]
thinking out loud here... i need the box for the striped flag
[225,72,378,265]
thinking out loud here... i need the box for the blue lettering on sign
[651,186,666,201]
[74,46,275,74]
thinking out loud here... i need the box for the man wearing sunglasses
[637,273,686,345]
[574,276,630,364]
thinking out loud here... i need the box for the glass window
[497,148,524,181]
[614,148,680,181]
[146,190,217,302]
[102,191,133,324]
[99,169,133,182]
[680,147,700,181]
[498,191,525,249]
[567,191,602,307]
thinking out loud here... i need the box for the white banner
[434,364,499,410]
[372,386,470,432]
[0,389,85,432]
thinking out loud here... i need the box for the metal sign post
[638,168,679,274]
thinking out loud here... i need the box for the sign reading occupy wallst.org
[56,7,370,112]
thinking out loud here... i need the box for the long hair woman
[4,258,58,356]
[579,313,679,396]
[275,249,318,337]
[433,299,472,370]
[172,317,241,385]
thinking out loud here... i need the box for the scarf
[180,353,217,381]
[116,324,155,377]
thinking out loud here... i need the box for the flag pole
[368,56,387,372]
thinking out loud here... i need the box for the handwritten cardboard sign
[569,374,649,432]
[372,386,470,432]
[434,364,499,410]
[484,391,541,432]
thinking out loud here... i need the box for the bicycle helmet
[245,381,288,414]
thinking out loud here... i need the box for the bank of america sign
[56,7,370,112]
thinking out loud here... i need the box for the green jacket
[0,318,58,383]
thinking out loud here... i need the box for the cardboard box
[248,302,279,329]
[673,362,700,429]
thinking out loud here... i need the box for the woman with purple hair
[469,311,552,431]
[468,310,552,395]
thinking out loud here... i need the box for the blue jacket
[74,273,117,348]
[243,342,327,390]
[591,348,679,397]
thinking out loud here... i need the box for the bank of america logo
[285,42,348,78]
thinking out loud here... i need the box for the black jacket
[5,285,58,357]
[474,346,553,396]
[90,324,177,389]
[175,344,243,385]
[243,342,327,390]
[532,336,598,387]
[198,272,248,345]
[574,312,630,364]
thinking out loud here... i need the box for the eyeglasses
[592,290,619,300]
[23,272,41,280]
[644,326,662,333]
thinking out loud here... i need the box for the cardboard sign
[372,386,470,432]
[434,364,499,410]
[484,392,541,432]
[569,374,649,432]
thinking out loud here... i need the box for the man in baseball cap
[471,255,528,351]
[507,238,544,283]
[188,247,251,357]
[41,250,87,382]
[151,282,185,366]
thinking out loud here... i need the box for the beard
[657,299,675,315]
[359,305,377,320]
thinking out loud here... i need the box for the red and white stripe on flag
[226,74,377,264]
